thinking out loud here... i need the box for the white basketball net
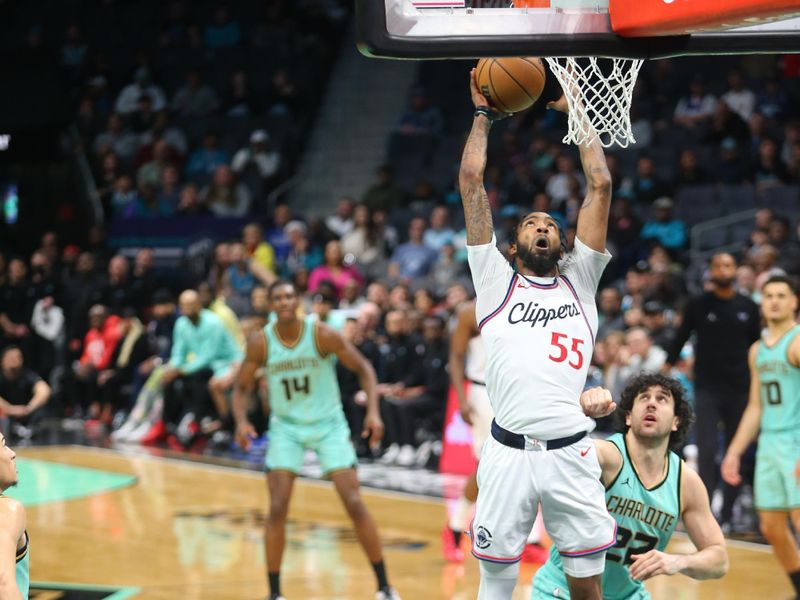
[544,56,643,149]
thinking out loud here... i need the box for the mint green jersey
[756,325,800,433]
[16,531,28,600]
[265,316,342,425]
[533,433,682,600]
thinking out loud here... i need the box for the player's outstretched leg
[331,469,401,600]
[265,471,295,600]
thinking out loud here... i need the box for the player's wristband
[474,105,503,122]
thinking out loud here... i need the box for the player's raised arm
[459,69,495,246]
[548,95,612,253]
[232,331,266,450]
[317,323,383,447]
[630,467,728,582]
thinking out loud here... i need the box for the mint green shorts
[755,430,800,511]
[532,567,650,599]
[265,414,357,476]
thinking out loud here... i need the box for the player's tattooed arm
[459,69,494,246]
[574,134,612,252]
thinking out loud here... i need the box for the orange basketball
[475,57,546,115]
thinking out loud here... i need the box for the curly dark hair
[616,373,694,450]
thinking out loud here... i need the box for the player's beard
[515,243,561,276]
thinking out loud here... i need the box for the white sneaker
[376,587,401,600]
[126,418,157,443]
[414,440,433,467]
[380,443,400,464]
[110,419,139,442]
[396,445,416,467]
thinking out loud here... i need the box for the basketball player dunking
[460,70,616,599]
[233,281,400,600]
[0,433,29,599]
[444,300,546,564]
[723,275,800,599]
[534,376,728,599]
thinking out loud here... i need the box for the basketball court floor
[10,443,790,599]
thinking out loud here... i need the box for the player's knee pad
[561,550,606,578]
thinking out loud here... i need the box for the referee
[664,252,760,531]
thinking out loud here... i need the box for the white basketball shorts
[469,382,493,458]
[471,431,615,575]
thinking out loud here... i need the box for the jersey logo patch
[475,525,492,549]
[580,447,590,457]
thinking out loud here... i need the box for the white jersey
[465,334,487,385]
[467,235,611,439]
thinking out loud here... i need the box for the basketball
[475,57,546,114]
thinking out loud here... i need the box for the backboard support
[357,0,800,59]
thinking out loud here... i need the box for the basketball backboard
[356,0,800,59]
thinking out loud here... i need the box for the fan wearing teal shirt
[723,275,800,599]
[0,433,28,600]
[533,374,728,599]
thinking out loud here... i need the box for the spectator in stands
[129,248,159,315]
[752,138,788,190]
[545,154,584,204]
[265,68,300,116]
[642,300,677,351]
[139,110,189,159]
[124,183,174,219]
[102,255,136,315]
[223,243,261,315]
[673,75,716,132]
[395,87,443,137]
[430,243,465,297]
[249,286,270,324]
[242,223,276,276]
[175,183,208,217]
[505,158,539,207]
[267,204,294,263]
[171,70,220,118]
[129,94,157,134]
[0,259,32,359]
[706,100,751,146]
[157,165,182,210]
[362,165,405,213]
[675,148,709,186]
[159,0,200,49]
[388,218,438,282]
[204,5,242,49]
[341,204,387,272]
[768,215,800,274]
[222,69,257,117]
[735,264,757,299]
[715,137,750,185]
[153,290,241,447]
[721,69,756,122]
[608,198,643,272]
[388,284,412,312]
[664,252,761,530]
[110,175,139,216]
[202,165,252,217]
[186,132,230,184]
[93,113,138,162]
[597,287,626,340]
[325,197,355,238]
[308,240,364,300]
[146,289,178,367]
[73,304,122,419]
[372,208,399,253]
[0,346,50,440]
[366,282,390,314]
[386,315,449,467]
[786,140,800,182]
[311,288,347,331]
[283,220,322,279]
[61,23,87,68]
[91,308,149,427]
[621,260,652,312]
[756,78,789,121]
[137,140,173,189]
[423,206,455,251]
[640,197,688,254]
[115,68,166,115]
[620,326,668,382]
[632,156,671,204]
[231,130,281,208]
